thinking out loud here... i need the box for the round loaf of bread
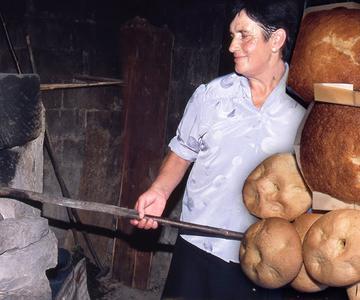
[303,209,360,287]
[288,7,360,102]
[300,103,360,204]
[239,217,302,289]
[290,213,328,293]
[243,153,311,221]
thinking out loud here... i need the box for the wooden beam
[40,81,124,91]
[74,74,123,82]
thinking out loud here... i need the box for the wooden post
[112,17,174,289]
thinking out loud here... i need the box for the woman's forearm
[151,150,191,200]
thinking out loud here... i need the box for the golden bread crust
[288,7,360,102]
[291,213,328,292]
[300,103,360,204]
[303,209,360,286]
[243,153,311,221]
[240,217,302,289]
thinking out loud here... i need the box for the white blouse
[169,65,306,262]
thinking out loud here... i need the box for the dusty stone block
[0,278,52,300]
[0,198,41,219]
[0,231,57,294]
[0,217,49,254]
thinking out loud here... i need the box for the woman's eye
[239,34,252,41]
[230,32,252,42]
[241,34,251,40]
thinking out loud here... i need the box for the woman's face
[229,10,274,77]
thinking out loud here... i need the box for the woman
[132,0,305,299]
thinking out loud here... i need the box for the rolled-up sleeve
[168,84,206,162]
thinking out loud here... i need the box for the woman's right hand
[130,185,168,230]
[130,151,191,230]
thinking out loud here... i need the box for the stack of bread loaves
[294,6,360,293]
[239,5,360,294]
[240,153,310,289]
[292,6,360,206]
[284,0,360,206]
[240,153,360,294]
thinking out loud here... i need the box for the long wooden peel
[0,187,244,240]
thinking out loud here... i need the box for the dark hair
[233,0,304,62]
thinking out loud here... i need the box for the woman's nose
[229,38,237,53]
[229,38,240,53]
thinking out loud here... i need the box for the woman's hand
[130,185,168,230]
[130,151,191,230]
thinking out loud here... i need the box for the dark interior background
[0,0,357,296]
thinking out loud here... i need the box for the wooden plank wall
[77,110,123,268]
[112,17,174,289]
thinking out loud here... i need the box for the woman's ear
[270,28,286,53]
